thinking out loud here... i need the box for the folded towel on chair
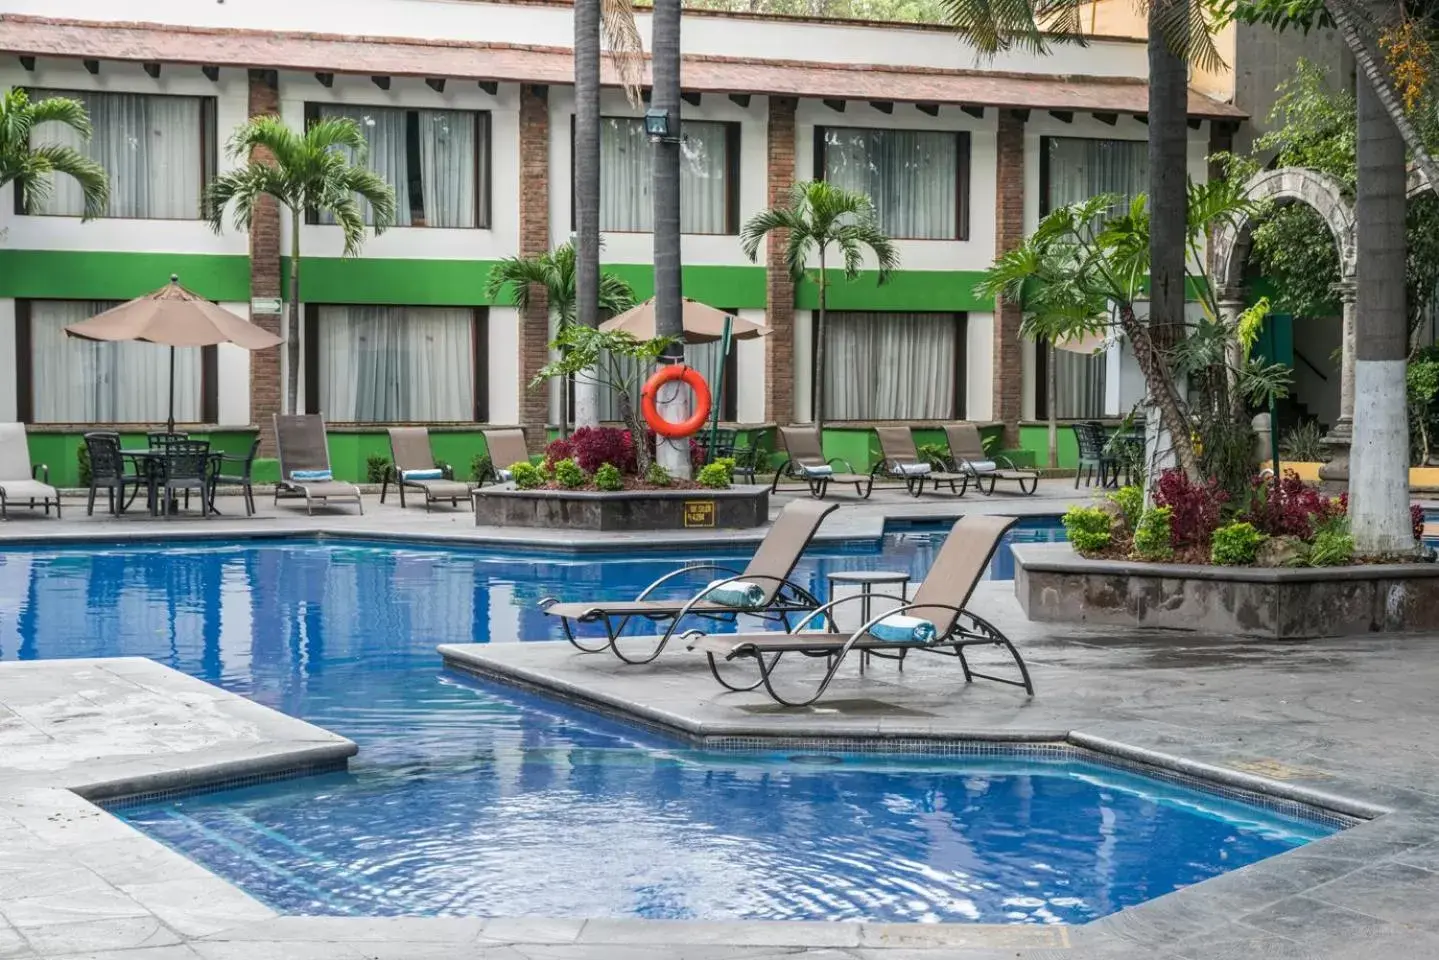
[869,614,937,644]
[290,469,333,482]
[966,460,998,473]
[799,463,834,478]
[496,468,513,482]
[402,468,444,481]
[894,462,931,477]
[704,579,767,608]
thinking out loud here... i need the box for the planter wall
[1012,543,1439,639]
[473,486,769,531]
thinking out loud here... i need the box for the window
[591,117,739,234]
[816,127,970,240]
[26,90,216,220]
[18,300,212,423]
[310,104,490,228]
[1036,137,1148,420]
[596,331,739,423]
[820,312,966,420]
[307,305,485,422]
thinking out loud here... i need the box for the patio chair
[147,431,188,448]
[382,427,473,511]
[83,432,146,517]
[1073,421,1117,488]
[208,436,261,516]
[154,439,212,518]
[478,428,533,485]
[685,514,1031,707]
[873,425,970,497]
[273,414,364,515]
[0,423,60,519]
[770,425,874,499]
[943,423,1040,496]
[538,499,838,664]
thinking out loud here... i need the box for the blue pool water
[0,524,1335,924]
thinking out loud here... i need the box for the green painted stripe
[0,250,252,301]
[795,269,991,312]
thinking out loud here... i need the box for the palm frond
[226,115,304,170]
[597,270,638,314]
[305,117,371,158]
[599,0,647,107]
[739,206,805,262]
[26,93,93,140]
[205,164,289,235]
[25,144,108,219]
[783,224,817,282]
[1150,0,1227,74]
[940,0,1053,57]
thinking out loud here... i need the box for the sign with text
[250,297,283,315]
[683,501,716,528]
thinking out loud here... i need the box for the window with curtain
[311,105,489,228]
[594,118,734,234]
[822,313,963,419]
[27,90,215,220]
[818,127,969,240]
[315,305,478,422]
[1039,137,1148,420]
[27,300,202,422]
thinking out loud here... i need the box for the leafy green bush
[1133,507,1175,561]
[366,454,392,484]
[471,453,493,482]
[645,462,671,487]
[1062,506,1112,554]
[1211,521,1266,566]
[697,463,732,489]
[553,458,586,490]
[509,461,543,490]
[594,463,624,491]
[1109,484,1144,531]
[1308,517,1355,566]
[918,442,951,469]
[77,443,91,488]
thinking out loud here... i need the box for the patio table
[122,448,224,517]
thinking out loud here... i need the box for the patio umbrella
[601,299,770,456]
[64,275,283,433]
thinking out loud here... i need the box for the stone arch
[1211,167,1357,294]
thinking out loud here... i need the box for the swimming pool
[0,526,1337,925]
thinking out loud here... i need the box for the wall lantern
[643,107,679,143]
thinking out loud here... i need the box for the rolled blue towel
[496,468,514,482]
[868,614,937,644]
[403,468,444,480]
[704,579,767,608]
[799,463,834,478]
[290,469,333,482]
[894,462,931,477]
[966,459,998,473]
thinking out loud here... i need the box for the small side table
[825,570,910,673]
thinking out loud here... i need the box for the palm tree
[206,116,397,416]
[740,180,900,430]
[651,0,688,476]
[0,88,108,219]
[485,241,638,434]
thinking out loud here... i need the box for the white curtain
[1044,138,1148,419]
[319,105,413,225]
[417,110,480,228]
[824,313,957,419]
[318,306,474,421]
[30,300,202,422]
[599,118,729,233]
[33,90,208,219]
[822,128,957,239]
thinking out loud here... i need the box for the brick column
[246,69,283,453]
[518,84,551,453]
[764,96,797,428]
[991,109,1026,447]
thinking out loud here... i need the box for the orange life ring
[641,364,712,439]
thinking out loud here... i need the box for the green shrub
[1133,507,1175,561]
[77,443,91,488]
[365,454,391,484]
[1062,506,1112,554]
[471,453,493,482]
[1211,521,1266,566]
[1109,484,1144,532]
[594,463,624,491]
[918,442,952,469]
[434,459,452,479]
[645,462,671,487]
[697,462,732,489]
[553,457,586,490]
[509,461,543,490]
[1308,517,1355,567]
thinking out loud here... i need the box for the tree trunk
[1118,303,1201,482]
[288,210,302,416]
[651,0,689,478]
[1349,67,1415,555]
[619,391,653,473]
[573,0,602,430]
[814,248,827,431]
[1046,342,1057,469]
[1147,0,1188,352]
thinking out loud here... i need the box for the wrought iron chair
[208,436,261,516]
[154,440,213,517]
[1072,422,1116,488]
[147,431,189,448]
[82,432,145,516]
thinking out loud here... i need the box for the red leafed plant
[542,437,575,470]
[1334,493,1427,542]
[1153,469,1227,548]
[1244,470,1342,538]
[570,426,638,474]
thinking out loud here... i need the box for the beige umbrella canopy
[65,275,283,432]
[600,297,770,343]
[1052,330,1108,355]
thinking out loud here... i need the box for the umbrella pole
[167,345,176,435]
[707,316,732,464]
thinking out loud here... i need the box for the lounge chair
[479,428,532,485]
[873,425,970,497]
[945,423,1039,496]
[770,425,875,499]
[382,426,472,511]
[685,514,1032,707]
[272,414,363,515]
[0,423,60,519]
[538,499,837,664]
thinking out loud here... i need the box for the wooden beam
[83,59,99,74]
[641,87,652,104]
[1049,110,1073,123]
[202,65,220,82]
[479,80,498,95]
[680,91,701,107]
[18,56,34,71]
[1135,113,1148,125]
[961,105,985,119]
[529,84,548,102]
[426,77,446,93]
[916,102,940,116]
[1010,108,1029,122]
[1092,112,1117,126]
[143,62,161,79]
[728,93,750,108]
[315,72,334,87]
[1187,117,1203,130]
[869,100,893,114]
[823,98,846,113]
[372,75,391,90]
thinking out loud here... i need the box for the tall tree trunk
[573,0,602,430]
[288,210,302,416]
[1047,342,1057,469]
[1119,304,1202,482]
[651,0,689,478]
[815,248,827,431]
[1349,69,1415,555]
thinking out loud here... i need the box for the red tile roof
[0,15,1244,119]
